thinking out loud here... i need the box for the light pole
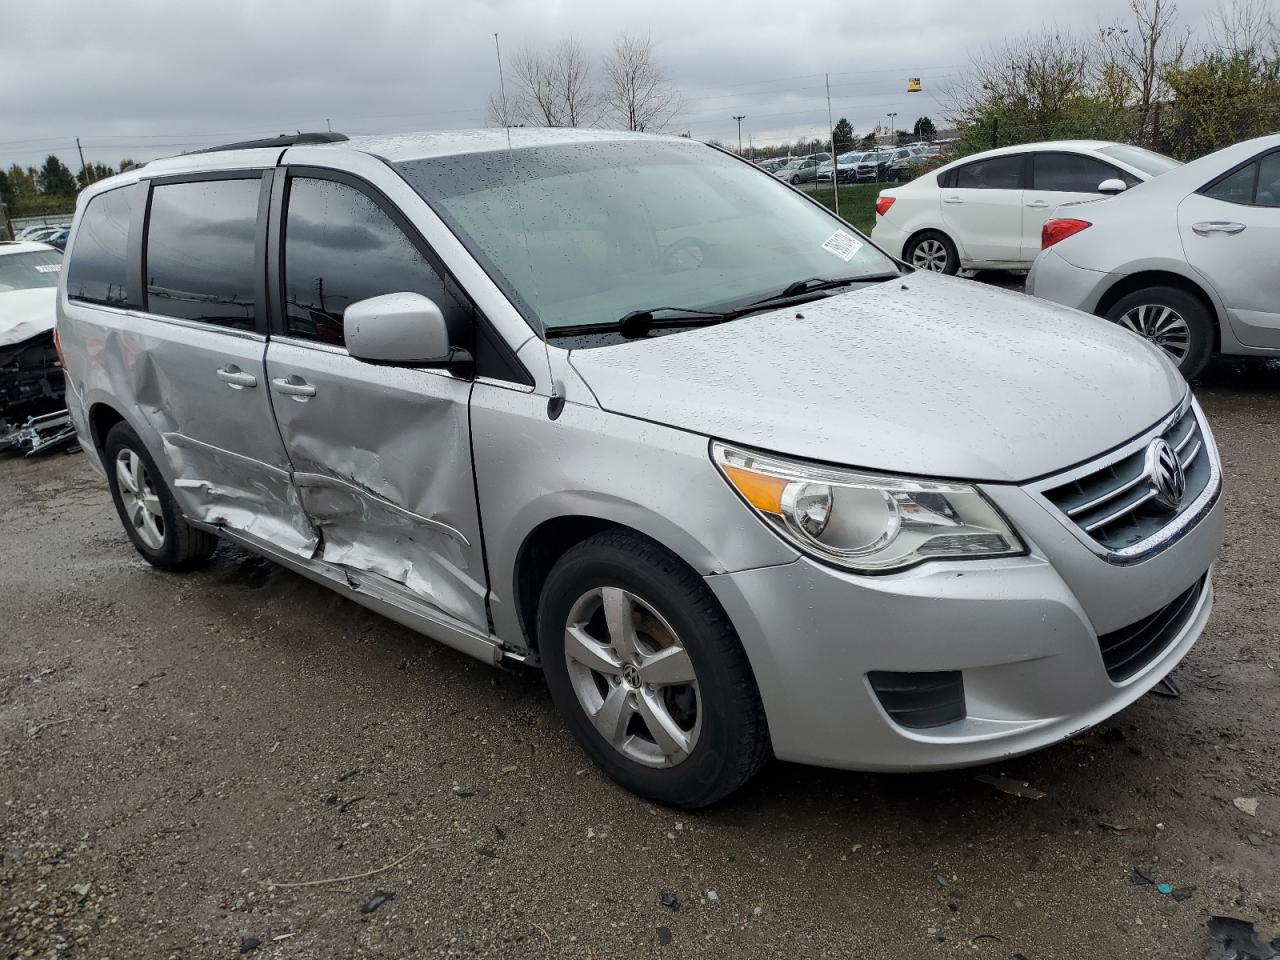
[886,112,897,145]
[732,115,746,155]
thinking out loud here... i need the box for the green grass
[806,183,882,235]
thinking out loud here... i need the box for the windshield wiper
[746,272,901,309]
[545,306,731,341]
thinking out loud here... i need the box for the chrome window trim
[124,308,266,342]
[1024,394,1221,565]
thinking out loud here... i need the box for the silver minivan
[57,129,1224,807]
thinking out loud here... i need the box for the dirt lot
[2,360,1278,960]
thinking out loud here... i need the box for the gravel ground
[2,359,1278,960]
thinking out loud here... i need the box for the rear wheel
[905,230,959,274]
[538,531,770,808]
[1104,286,1214,380]
[104,422,219,571]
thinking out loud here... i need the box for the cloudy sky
[2,0,1223,172]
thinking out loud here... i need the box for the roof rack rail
[189,132,348,154]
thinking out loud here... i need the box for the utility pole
[325,118,332,133]
[886,112,897,145]
[732,115,746,155]
[825,74,839,216]
[75,137,86,177]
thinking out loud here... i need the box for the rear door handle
[942,196,964,204]
[1192,221,1245,236]
[216,365,257,389]
[1025,200,1049,208]
[272,375,317,400]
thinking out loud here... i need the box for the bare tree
[601,32,681,132]
[486,37,599,128]
[946,29,1097,125]
[1098,0,1188,134]
[551,37,598,127]
[1206,0,1279,56]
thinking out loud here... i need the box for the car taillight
[1041,218,1090,249]
[52,326,66,369]
[875,196,895,217]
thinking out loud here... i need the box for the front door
[264,167,488,630]
[1178,148,1280,349]
[136,172,317,556]
[940,153,1026,264]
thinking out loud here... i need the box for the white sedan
[869,140,1180,274]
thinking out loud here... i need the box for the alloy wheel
[911,238,949,272]
[1116,304,1191,364]
[115,448,166,550]
[563,586,701,768]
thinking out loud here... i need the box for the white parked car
[1028,133,1280,379]
[870,141,1180,273]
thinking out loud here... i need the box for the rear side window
[1258,152,1280,207]
[952,155,1024,189]
[66,186,133,305]
[1204,151,1280,207]
[1033,153,1135,192]
[144,178,260,330]
[282,176,464,346]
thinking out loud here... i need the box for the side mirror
[1098,178,1128,195]
[344,293,469,368]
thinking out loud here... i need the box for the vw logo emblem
[1145,439,1186,510]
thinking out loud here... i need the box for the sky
[1,0,1224,173]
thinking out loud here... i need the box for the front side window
[0,249,63,293]
[282,176,463,346]
[1033,153,1133,192]
[395,140,897,334]
[66,186,132,305]
[145,178,259,329]
[953,155,1024,189]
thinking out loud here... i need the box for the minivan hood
[568,272,1184,483]
[0,288,57,347]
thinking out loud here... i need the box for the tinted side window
[953,155,1024,189]
[145,179,259,329]
[283,177,465,346]
[1203,163,1256,204]
[66,186,133,305]
[1033,153,1130,192]
[1257,152,1280,207]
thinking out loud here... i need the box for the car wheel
[790,174,802,185]
[1104,286,1213,380]
[104,421,219,571]
[905,230,959,275]
[538,530,770,809]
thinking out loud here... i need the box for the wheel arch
[1094,269,1222,353]
[903,226,961,266]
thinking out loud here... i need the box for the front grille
[1041,405,1211,552]
[1097,574,1207,682]
[868,670,965,728]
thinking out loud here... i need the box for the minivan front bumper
[706,477,1223,771]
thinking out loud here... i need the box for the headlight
[712,442,1024,573]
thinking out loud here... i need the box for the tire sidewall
[906,230,959,275]
[1105,286,1213,380]
[538,542,752,806]
[103,422,188,567]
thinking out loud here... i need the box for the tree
[1163,48,1280,157]
[859,131,878,148]
[37,155,78,197]
[1206,0,1279,56]
[487,37,599,128]
[0,169,13,213]
[118,158,142,172]
[912,116,937,140]
[78,162,116,190]
[601,32,680,132]
[832,118,854,153]
[1098,0,1188,138]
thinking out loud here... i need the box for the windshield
[1099,144,1182,177]
[0,249,63,292]
[396,140,895,333]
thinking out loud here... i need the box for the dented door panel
[264,337,488,630]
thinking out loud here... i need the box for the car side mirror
[1098,178,1128,195]
[344,292,471,368]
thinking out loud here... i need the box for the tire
[538,530,770,808]
[790,174,801,185]
[103,421,219,571]
[905,230,959,275]
[1103,286,1214,380]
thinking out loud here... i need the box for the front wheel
[905,230,959,274]
[1104,286,1214,380]
[538,531,770,808]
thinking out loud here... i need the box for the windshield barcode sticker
[35,264,62,273]
[821,230,863,262]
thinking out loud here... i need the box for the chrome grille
[1040,404,1212,553]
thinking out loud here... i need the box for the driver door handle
[271,376,317,400]
[1192,221,1246,236]
[216,364,257,389]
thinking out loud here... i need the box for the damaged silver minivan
[58,129,1224,807]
